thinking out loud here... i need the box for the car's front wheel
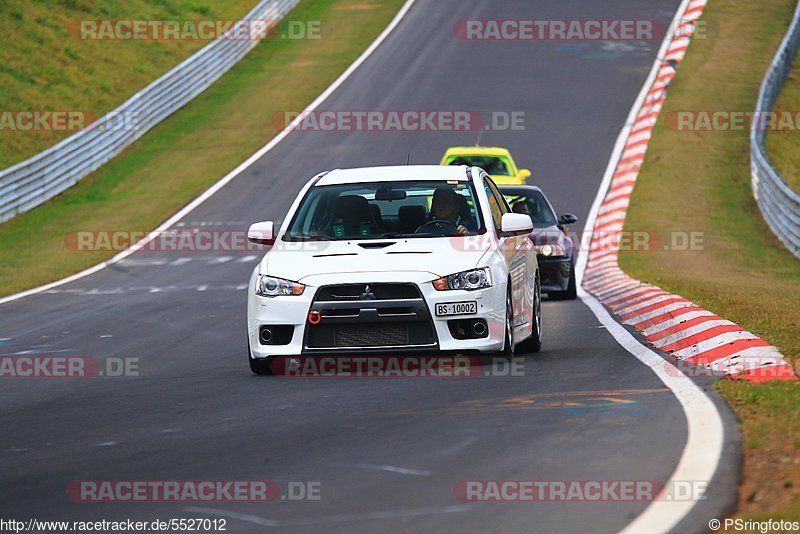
[497,289,515,360]
[550,258,577,300]
[516,275,542,353]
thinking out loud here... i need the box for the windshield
[446,155,511,176]
[503,191,558,227]
[284,180,486,241]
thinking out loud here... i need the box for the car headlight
[433,267,492,291]
[536,244,566,257]
[255,275,305,297]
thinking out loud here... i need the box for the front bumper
[538,255,572,293]
[247,272,506,359]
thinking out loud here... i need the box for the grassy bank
[0,0,406,294]
[0,0,257,168]
[618,0,800,522]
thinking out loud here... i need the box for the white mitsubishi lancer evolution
[246,165,542,375]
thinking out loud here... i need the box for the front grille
[305,283,437,351]
[314,283,421,302]
[306,322,436,349]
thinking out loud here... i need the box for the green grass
[618,0,800,522]
[0,0,259,169]
[717,380,800,520]
[765,51,800,194]
[0,0,405,294]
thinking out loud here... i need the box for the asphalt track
[0,1,738,532]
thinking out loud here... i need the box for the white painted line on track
[576,1,725,532]
[0,0,725,530]
[355,463,432,477]
[579,287,724,534]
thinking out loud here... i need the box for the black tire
[550,258,577,300]
[248,341,273,375]
[497,289,515,360]
[517,275,542,353]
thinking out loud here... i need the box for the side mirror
[518,168,532,182]
[559,213,578,226]
[499,213,533,237]
[248,221,275,245]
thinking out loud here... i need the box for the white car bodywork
[246,165,541,371]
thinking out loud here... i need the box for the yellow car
[440,146,531,185]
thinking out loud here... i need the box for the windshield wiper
[287,233,335,241]
[380,232,414,238]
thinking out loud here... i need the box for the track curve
[0,1,737,532]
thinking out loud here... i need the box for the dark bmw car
[500,185,578,300]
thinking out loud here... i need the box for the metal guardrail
[751,0,800,259]
[0,0,299,224]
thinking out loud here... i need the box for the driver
[512,199,537,219]
[417,187,468,235]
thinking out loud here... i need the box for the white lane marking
[356,463,431,476]
[580,287,724,534]
[0,0,419,307]
[1,349,75,356]
[116,256,256,267]
[185,504,471,528]
[84,288,125,295]
[176,221,247,227]
[117,259,169,267]
[95,441,118,447]
[41,284,251,295]
[575,1,724,532]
